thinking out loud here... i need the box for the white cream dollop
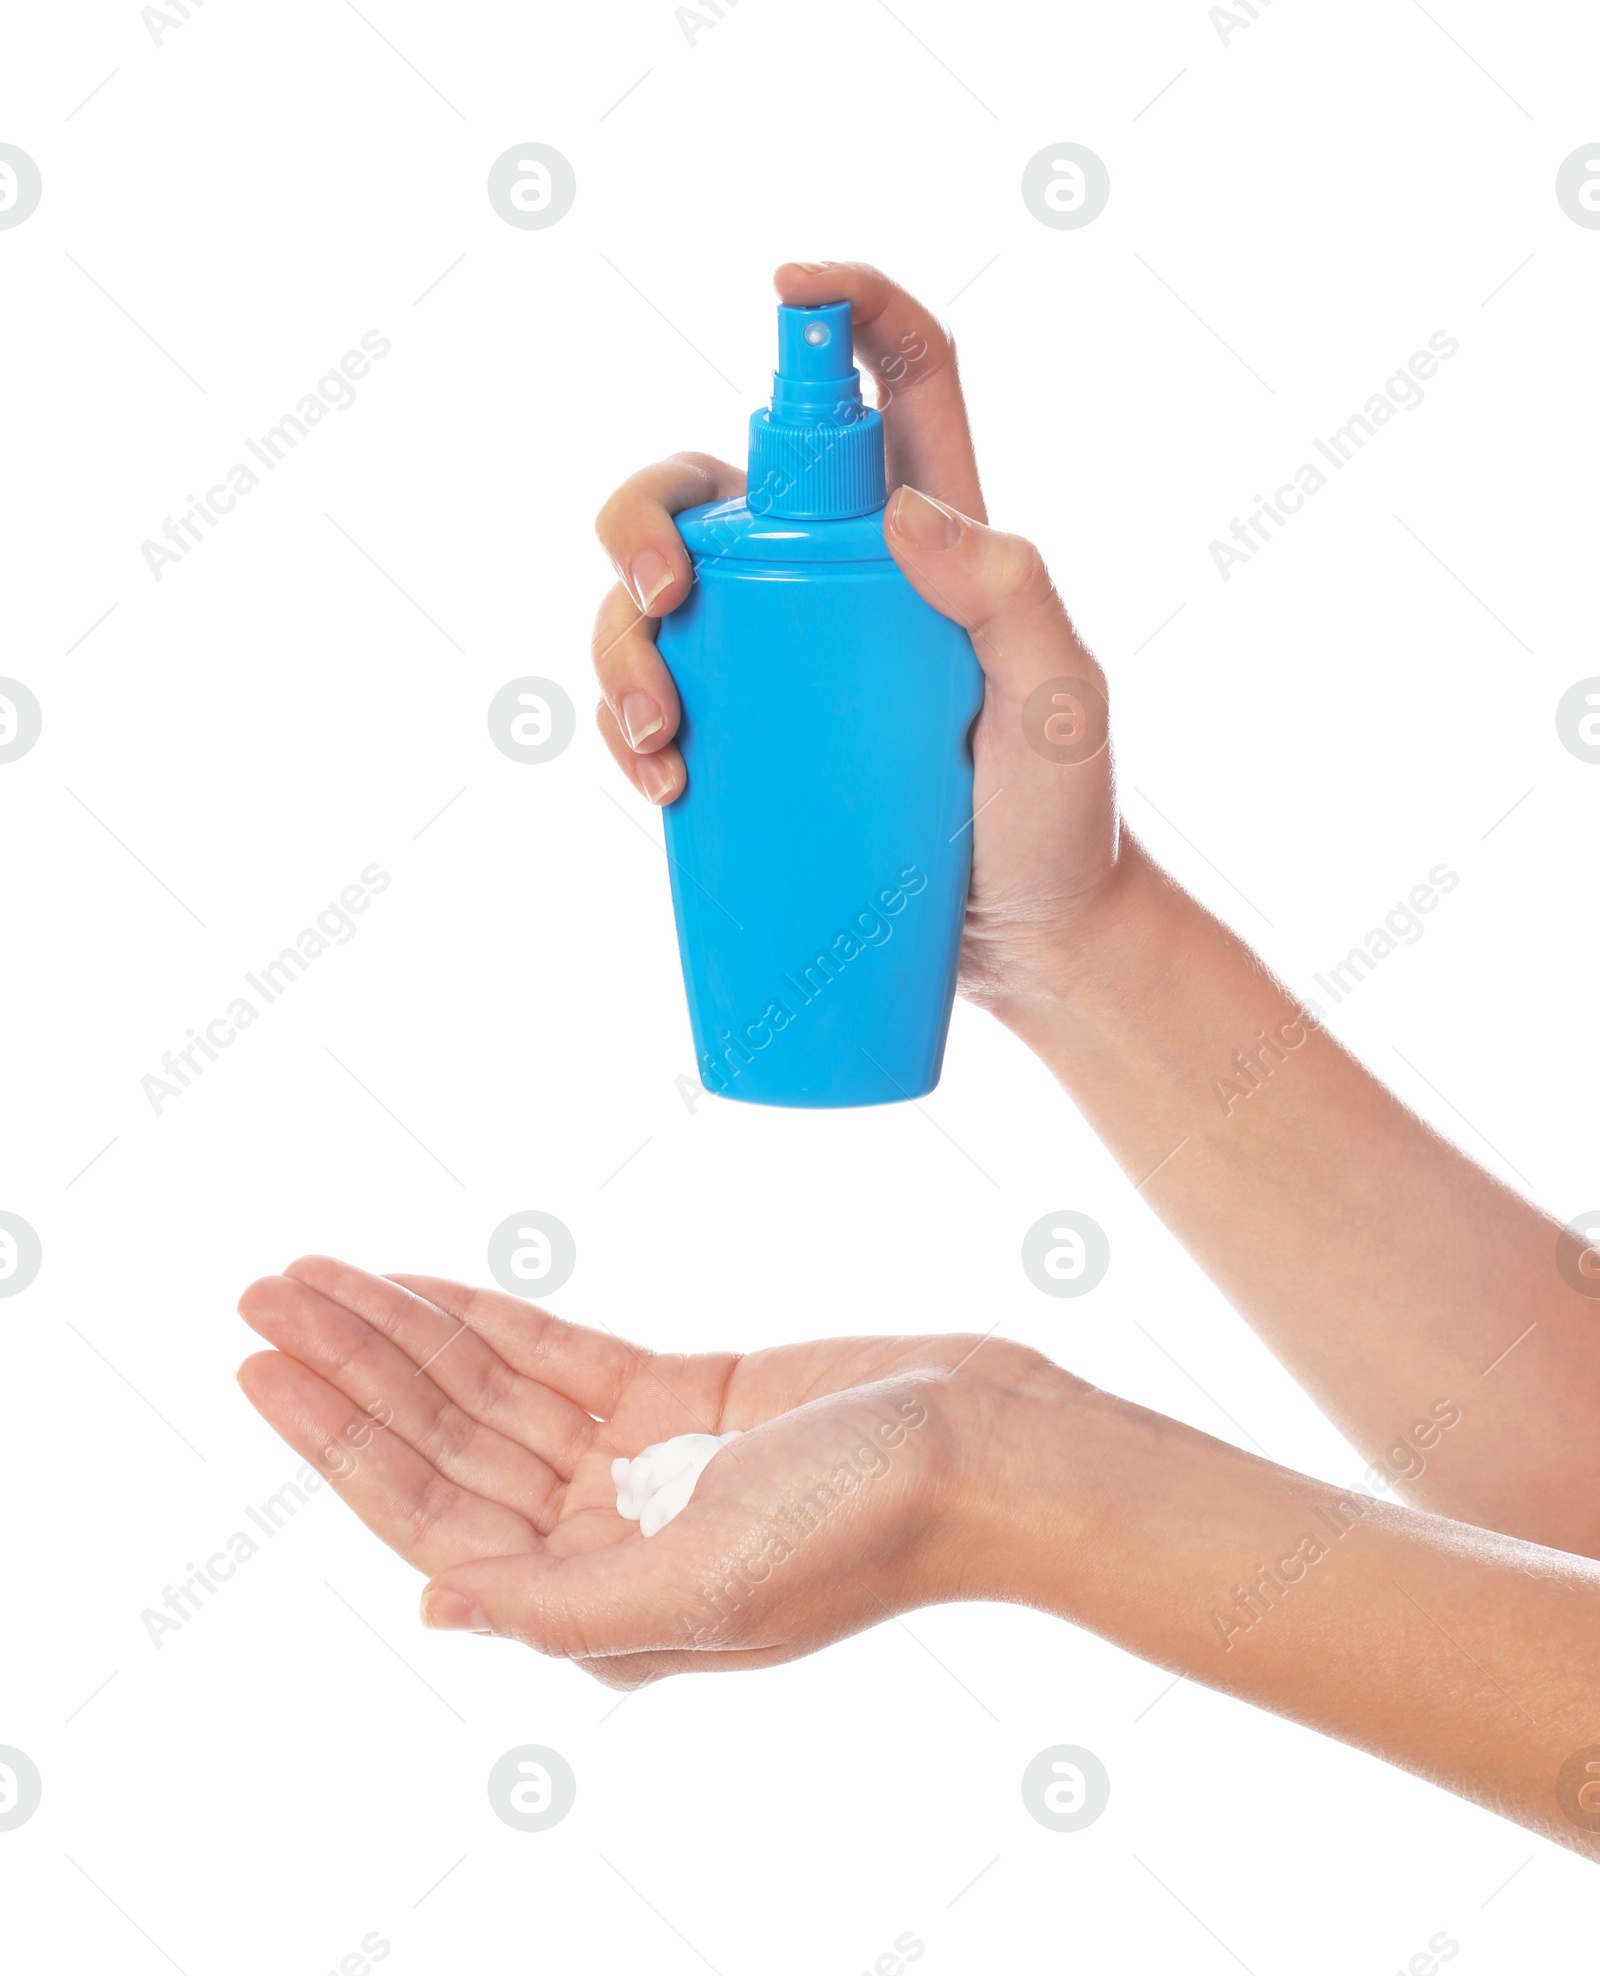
[611,1430,741,1537]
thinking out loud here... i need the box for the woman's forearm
[967,1368,1600,1856]
[992,833,1600,1557]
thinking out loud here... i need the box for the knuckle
[591,589,650,674]
[595,482,649,543]
[321,1337,364,1386]
[404,1470,456,1552]
[588,596,615,658]
[875,323,953,396]
[465,1353,518,1425]
[985,531,1055,610]
[419,1399,478,1471]
[529,1469,565,1537]
[548,1407,593,1478]
[319,1326,381,1398]
[521,1318,574,1385]
[593,490,625,541]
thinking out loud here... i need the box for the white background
[3,0,1598,1969]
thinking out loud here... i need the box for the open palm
[237,1257,1032,1683]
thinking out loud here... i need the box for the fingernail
[620,689,664,750]
[890,486,963,552]
[421,1589,491,1633]
[630,549,674,614]
[636,752,676,805]
[798,260,833,273]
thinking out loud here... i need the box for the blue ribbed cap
[746,302,886,521]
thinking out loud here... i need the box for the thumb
[884,485,1106,725]
[420,1553,562,1645]
[883,485,1119,961]
[419,1542,704,1660]
[884,479,1112,783]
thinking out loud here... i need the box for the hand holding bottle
[591,260,1123,1020]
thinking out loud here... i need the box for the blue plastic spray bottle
[657,300,984,1108]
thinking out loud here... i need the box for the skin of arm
[590,256,1600,1558]
[990,839,1600,1561]
[968,1358,1600,1860]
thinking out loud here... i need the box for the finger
[592,584,685,806]
[592,581,679,753]
[418,1443,795,1657]
[237,1351,539,1575]
[239,1272,570,1529]
[883,486,1114,913]
[883,486,1102,702]
[596,695,685,807]
[774,261,985,519]
[274,1258,594,1478]
[418,1537,749,1660]
[387,1273,646,1419]
[594,451,744,618]
[569,1645,791,1689]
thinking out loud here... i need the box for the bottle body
[657,497,983,1108]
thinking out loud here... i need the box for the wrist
[940,1349,1137,1613]
[982,834,1166,1039]
[950,1356,1362,1674]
